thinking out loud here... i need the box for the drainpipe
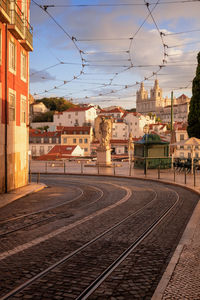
[5,24,8,193]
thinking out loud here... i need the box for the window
[9,40,16,73]
[40,146,44,154]
[21,95,26,123]
[63,138,67,143]
[9,90,16,122]
[180,146,184,150]
[180,134,184,141]
[84,148,88,152]
[79,138,83,143]
[21,52,27,81]
[41,138,44,144]
[84,138,88,143]
[32,146,36,155]
[73,138,76,143]
[68,114,71,119]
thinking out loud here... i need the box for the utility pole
[170,91,174,132]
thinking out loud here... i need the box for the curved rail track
[0,184,104,238]
[0,175,198,299]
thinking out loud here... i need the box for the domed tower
[150,80,163,108]
[136,83,148,113]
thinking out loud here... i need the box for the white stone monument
[95,116,112,166]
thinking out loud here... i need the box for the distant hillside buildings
[136,80,190,122]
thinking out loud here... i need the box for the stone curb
[0,183,47,209]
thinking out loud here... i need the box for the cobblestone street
[0,175,199,299]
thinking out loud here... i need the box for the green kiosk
[134,133,171,170]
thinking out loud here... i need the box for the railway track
[0,175,198,299]
[0,184,104,238]
[1,186,178,299]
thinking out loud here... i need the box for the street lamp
[143,125,149,175]
[191,145,195,175]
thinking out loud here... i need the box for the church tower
[150,80,163,108]
[136,83,148,113]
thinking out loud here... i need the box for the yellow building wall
[0,124,29,193]
[61,134,91,156]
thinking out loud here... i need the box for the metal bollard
[184,169,187,184]
[37,173,40,184]
[81,162,83,174]
[45,162,47,174]
[113,163,116,176]
[64,162,66,174]
[194,166,196,187]
[174,167,176,182]
[98,164,100,175]
[158,165,160,179]
[129,162,132,176]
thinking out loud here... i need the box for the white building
[29,130,61,158]
[54,106,97,127]
[112,120,128,140]
[99,107,125,119]
[123,112,155,138]
[136,80,190,123]
[158,95,190,123]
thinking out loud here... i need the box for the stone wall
[0,124,28,193]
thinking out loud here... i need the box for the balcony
[8,4,24,40]
[20,20,33,51]
[0,0,11,23]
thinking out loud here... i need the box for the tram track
[2,186,173,300]
[0,184,104,238]
[0,175,198,299]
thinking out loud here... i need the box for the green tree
[187,52,200,138]
[36,97,76,112]
[32,111,54,122]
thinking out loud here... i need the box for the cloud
[30,68,57,83]
[29,0,200,107]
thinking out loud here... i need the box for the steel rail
[0,185,104,237]
[76,189,179,300]
[0,186,84,225]
[0,188,158,300]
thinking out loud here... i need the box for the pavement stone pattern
[161,210,200,300]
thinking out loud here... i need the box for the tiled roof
[56,126,91,134]
[48,145,77,155]
[100,107,125,113]
[29,130,61,137]
[64,106,94,112]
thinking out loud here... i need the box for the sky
[29,0,200,109]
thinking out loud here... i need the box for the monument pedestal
[96,148,111,166]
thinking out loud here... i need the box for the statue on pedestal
[94,116,113,166]
[95,116,112,150]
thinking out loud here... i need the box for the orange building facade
[0,0,33,192]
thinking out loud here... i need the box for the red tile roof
[29,130,61,137]
[56,126,91,134]
[100,107,125,114]
[64,106,94,112]
[48,145,77,155]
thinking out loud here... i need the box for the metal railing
[24,19,33,46]
[29,160,199,187]
[10,8,24,36]
[0,0,10,17]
